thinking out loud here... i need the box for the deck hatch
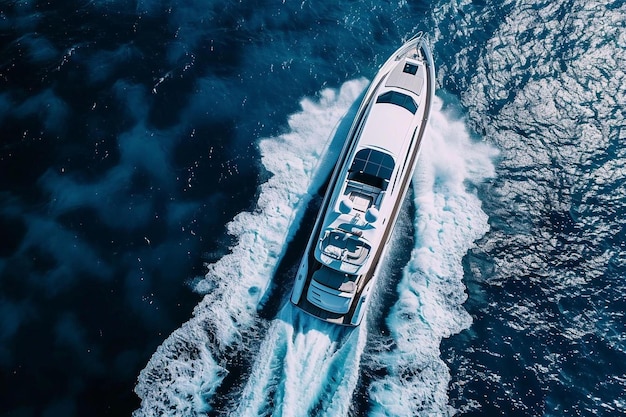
[403,63,418,75]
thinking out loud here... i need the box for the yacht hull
[291,34,435,326]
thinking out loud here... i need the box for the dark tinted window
[376,91,418,114]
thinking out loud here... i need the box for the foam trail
[367,96,498,416]
[134,79,368,416]
[232,305,366,417]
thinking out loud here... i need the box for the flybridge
[315,146,395,275]
[290,34,435,326]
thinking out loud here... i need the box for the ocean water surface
[1,0,624,416]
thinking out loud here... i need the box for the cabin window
[376,91,418,114]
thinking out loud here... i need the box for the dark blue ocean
[1,1,624,416]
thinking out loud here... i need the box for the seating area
[320,229,371,267]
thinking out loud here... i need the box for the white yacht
[290,34,435,326]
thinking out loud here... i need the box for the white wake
[134,81,497,417]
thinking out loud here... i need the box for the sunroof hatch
[403,63,418,75]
